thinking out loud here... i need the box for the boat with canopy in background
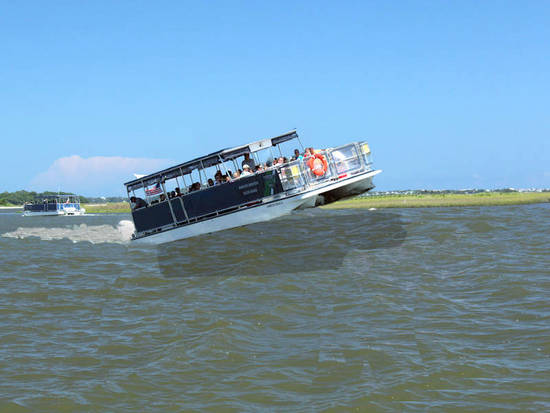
[124,130,381,244]
[23,194,86,216]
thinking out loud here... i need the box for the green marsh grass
[322,191,550,209]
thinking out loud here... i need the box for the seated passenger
[224,175,231,183]
[130,196,147,209]
[160,194,166,202]
[241,164,253,176]
[175,187,182,197]
[304,148,313,158]
[233,170,241,179]
[208,178,214,187]
[242,153,256,170]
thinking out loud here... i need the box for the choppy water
[1,204,549,411]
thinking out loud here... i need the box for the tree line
[0,191,90,206]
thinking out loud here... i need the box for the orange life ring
[307,153,328,176]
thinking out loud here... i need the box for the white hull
[22,208,86,217]
[314,169,382,205]
[63,207,86,216]
[23,210,64,216]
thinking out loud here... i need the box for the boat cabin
[23,194,83,215]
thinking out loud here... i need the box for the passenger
[214,170,223,185]
[170,191,176,199]
[160,194,166,202]
[193,182,201,191]
[233,170,241,179]
[175,187,182,197]
[224,175,232,183]
[242,153,256,170]
[255,164,264,173]
[208,178,214,187]
[292,148,303,161]
[130,196,146,209]
[241,164,253,177]
[305,147,319,159]
[265,160,273,168]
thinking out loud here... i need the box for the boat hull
[314,169,382,206]
[22,210,64,216]
[22,208,86,217]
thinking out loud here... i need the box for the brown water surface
[1,205,549,411]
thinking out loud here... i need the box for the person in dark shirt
[130,196,147,209]
[242,153,256,170]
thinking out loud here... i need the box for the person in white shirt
[241,164,253,176]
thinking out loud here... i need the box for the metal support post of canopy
[160,180,177,227]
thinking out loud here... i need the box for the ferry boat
[125,130,381,244]
[23,195,86,216]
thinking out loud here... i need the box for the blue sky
[1,1,549,196]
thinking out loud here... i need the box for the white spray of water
[2,220,135,244]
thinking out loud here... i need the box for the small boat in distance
[23,194,86,216]
[125,130,381,244]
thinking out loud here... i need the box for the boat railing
[278,160,308,193]
[278,142,373,193]
[327,142,373,178]
[303,149,336,185]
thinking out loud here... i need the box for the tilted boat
[23,194,86,216]
[124,130,381,244]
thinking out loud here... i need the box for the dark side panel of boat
[24,204,58,212]
[132,170,284,233]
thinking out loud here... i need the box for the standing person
[241,153,256,170]
[292,148,303,161]
[214,170,223,185]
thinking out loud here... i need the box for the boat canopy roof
[125,130,299,191]
[27,194,79,202]
[40,194,77,199]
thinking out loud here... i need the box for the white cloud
[30,155,174,196]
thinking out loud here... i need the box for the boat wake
[1,220,135,244]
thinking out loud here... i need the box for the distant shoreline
[3,192,548,213]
